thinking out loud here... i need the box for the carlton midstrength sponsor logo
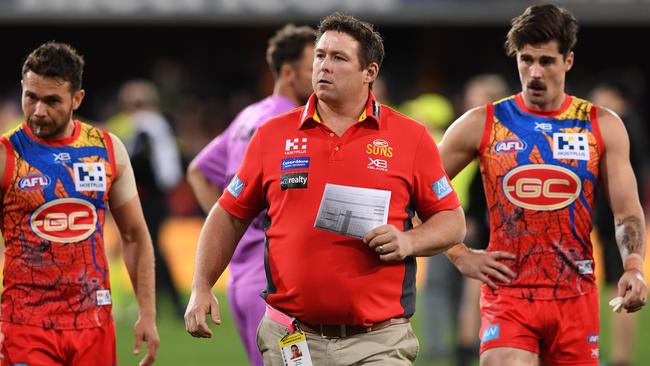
[280,172,308,190]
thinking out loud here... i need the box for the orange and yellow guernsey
[1,120,116,329]
[480,93,604,300]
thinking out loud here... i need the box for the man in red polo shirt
[185,13,466,365]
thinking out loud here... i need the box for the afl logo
[30,198,97,243]
[494,139,527,154]
[503,164,581,211]
[18,174,51,192]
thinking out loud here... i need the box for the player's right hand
[454,249,516,290]
[185,289,221,338]
[134,316,159,366]
[617,268,647,313]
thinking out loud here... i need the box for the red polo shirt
[219,92,460,326]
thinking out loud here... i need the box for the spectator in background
[185,24,317,366]
[0,97,21,133]
[399,92,461,362]
[454,74,510,366]
[590,78,650,366]
[106,79,185,319]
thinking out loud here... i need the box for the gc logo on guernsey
[502,164,582,211]
[30,198,97,243]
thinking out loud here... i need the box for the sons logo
[366,139,393,158]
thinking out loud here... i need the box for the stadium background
[1,0,650,364]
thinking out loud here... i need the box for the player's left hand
[364,224,414,261]
[134,316,160,366]
[617,268,647,313]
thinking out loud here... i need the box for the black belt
[296,317,409,338]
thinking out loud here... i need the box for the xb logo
[534,122,552,132]
[53,152,71,163]
[368,158,388,170]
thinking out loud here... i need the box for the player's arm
[439,107,516,289]
[184,203,249,338]
[598,107,647,313]
[107,133,159,366]
[186,159,223,214]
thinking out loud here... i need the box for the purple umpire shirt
[194,95,297,286]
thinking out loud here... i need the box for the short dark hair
[22,41,85,92]
[266,24,317,78]
[505,4,578,58]
[317,12,384,71]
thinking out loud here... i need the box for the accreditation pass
[278,331,313,366]
[314,183,391,238]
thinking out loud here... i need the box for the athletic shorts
[479,290,600,365]
[1,321,117,366]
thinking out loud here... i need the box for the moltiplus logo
[553,133,589,161]
[285,138,307,155]
[74,162,107,192]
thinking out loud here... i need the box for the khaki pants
[256,315,419,366]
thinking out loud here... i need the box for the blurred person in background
[0,41,158,366]
[440,4,646,365]
[106,79,185,319]
[399,92,461,362]
[185,24,317,366]
[454,74,511,366]
[0,97,21,133]
[185,12,467,365]
[590,78,650,366]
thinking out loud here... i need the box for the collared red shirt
[219,92,460,326]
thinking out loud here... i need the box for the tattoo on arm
[615,216,644,257]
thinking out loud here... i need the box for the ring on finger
[378,245,384,254]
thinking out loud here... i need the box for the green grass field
[115,288,650,366]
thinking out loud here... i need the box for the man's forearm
[192,204,248,291]
[408,206,466,257]
[616,214,647,271]
[123,229,156,319]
